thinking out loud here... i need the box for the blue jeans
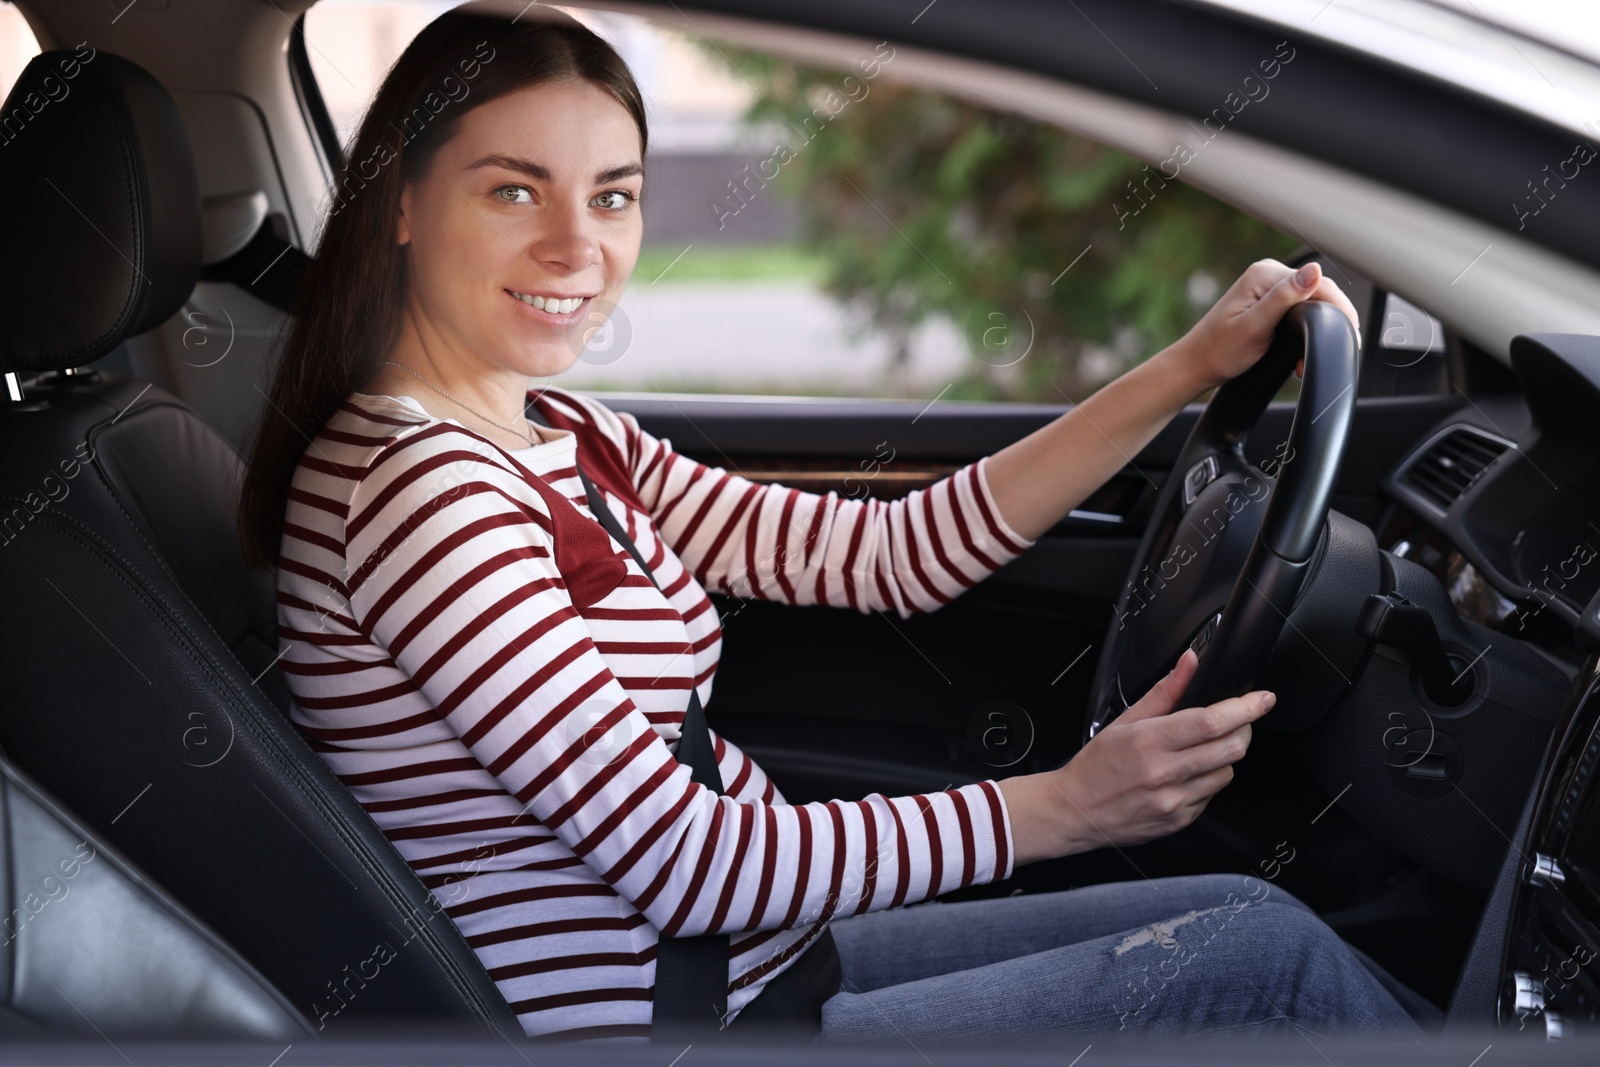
[815,873,1441,1044]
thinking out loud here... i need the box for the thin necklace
[380,360,537,447]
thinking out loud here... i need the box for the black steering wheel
[1083,300,1360,745]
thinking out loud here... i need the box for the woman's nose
[531,203,598,272]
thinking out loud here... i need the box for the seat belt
[527,406,842,1040]
[522,412,728,1038]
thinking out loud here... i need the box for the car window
[0,3,41,103]
[304,2,1304,405]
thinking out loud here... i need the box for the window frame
[288,12,346,184]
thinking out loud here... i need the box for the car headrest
[0,47,200,377]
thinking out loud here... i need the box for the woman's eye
[593,190,634,210]
[495,185,532,204]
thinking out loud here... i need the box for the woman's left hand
[1167,259,1361,393]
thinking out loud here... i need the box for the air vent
[1400,426,1511,511]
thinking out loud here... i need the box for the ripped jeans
[815,873,1440,1045]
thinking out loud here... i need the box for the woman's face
[397,78,643,379]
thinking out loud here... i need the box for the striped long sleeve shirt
[275,385,1036,1040]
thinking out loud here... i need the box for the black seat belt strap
[573,466,731,1039]
[524,413,729,1038]
[527,409,841,1039]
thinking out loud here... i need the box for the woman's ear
[397,182,413,246]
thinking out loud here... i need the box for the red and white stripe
[276,386,1031,1039]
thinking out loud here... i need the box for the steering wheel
[1082,300,1360,745]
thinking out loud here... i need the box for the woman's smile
[505,288,593,323]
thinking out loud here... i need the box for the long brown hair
[236,5,647,568]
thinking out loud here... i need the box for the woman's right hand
[998,648,1274,865]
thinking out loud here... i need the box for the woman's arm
[984,338,1209,543]
[541,388,1036,619]
[984,259,1360,540]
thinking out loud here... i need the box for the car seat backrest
[0,757,311,1038]
[0,49,519,1036]
[91,395,295,714]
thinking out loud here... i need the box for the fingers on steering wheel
[1167,691,1272,750]
[1306,274,1362,343]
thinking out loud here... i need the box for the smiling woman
[235,2,1426,1048]
[366,74,647,433]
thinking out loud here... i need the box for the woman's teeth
[510,291,583,314]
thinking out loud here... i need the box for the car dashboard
[1374,333,1600,1035]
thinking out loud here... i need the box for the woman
[238,5,1431,1046]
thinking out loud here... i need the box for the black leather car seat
[0,50,519,1037]
[0,756,310,1038]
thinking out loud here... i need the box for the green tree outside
[709,47,1302,402]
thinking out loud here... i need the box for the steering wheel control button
[1187,611,1223,660]
[1182,455,1220,508]
[1525,853,1566,889]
